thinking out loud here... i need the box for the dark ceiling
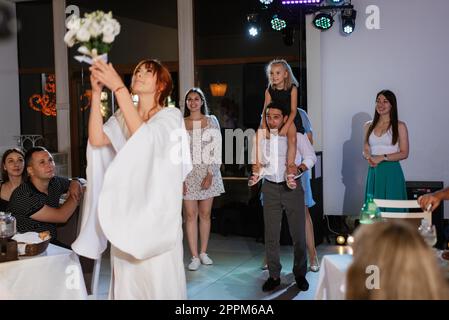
[68,0,297,36]
[69,0,179,29]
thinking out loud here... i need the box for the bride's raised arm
[90,59,143,136]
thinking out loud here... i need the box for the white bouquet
[64,10,120,64]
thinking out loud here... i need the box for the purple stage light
[282,0,322,4]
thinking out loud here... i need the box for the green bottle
[359,194,381,224]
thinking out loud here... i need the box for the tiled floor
[94,233,350,300]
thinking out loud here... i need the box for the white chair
[373,199,432,225]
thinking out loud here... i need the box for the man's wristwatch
[383,154,388,161]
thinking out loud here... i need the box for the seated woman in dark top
[7,147,83,241]
[0,148,26,211]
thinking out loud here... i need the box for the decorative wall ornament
[80,89,92,112]
[28,74,57,117]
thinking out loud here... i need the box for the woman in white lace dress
[183,88,225,271]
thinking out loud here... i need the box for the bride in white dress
[72,59,192,299]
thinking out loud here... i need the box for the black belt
[265,176,301,185]
[265,179,286,185]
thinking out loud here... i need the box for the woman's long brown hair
[365,90,399,145]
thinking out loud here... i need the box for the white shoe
[188,257,201,271]
[310,256,320,272]
[199,253,213,265]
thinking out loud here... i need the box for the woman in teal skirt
[363,90,409,206]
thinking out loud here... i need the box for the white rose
[64,29,77,47]
[88,20,102,38]
[102,20,114,32]
[112,20,120,36]
[102,32,115,44]
[101,22,115,43]
[76,25,91,42]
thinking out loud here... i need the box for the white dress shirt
[261,132,317,183]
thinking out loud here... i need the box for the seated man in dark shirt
[7,146,83,242]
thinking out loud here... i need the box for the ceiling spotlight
[247,13,261,37]
[271,15,287,31]
[341,8,356,34]
[249,26,259,37]
[313,12,334,30]
[260,0,274,4]
[282,0,322,5]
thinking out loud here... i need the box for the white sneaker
[188,257,201,271]
[199,253,213,265]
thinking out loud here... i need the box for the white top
[261,132,317,183]
[368,129,399,155]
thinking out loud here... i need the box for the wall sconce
[209,83,228,97]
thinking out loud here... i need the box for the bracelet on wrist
[114,85,126,94]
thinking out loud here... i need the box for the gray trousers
[261,180,307,279]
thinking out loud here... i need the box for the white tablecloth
[0,244,88,299]
[314,254,353,300]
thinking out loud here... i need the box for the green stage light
[271,15,287,31]
[327,0,344,4]
[313,12,334,30]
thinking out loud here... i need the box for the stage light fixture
[341,8,356,34]
[327,0,345,4]
[271,15,287,31]
[282,0,322,5]
[260,0,274,4]
[313,12,334,30]
[246,13,261,37]
[248,26,259,37]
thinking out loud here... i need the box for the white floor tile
[95,233,343,300]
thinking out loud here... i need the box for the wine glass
[420,224,437,247]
